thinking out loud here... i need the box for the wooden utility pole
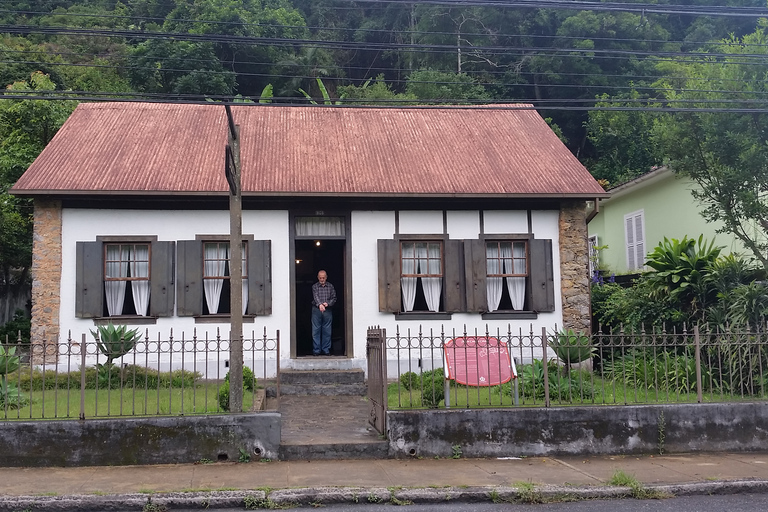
[225,104,243,413]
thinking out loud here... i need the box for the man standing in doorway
[311,270,336,356]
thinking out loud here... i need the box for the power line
[348,0,768,18]
[5,24,768,62]
[4,7,768,50]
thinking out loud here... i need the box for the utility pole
[224,104,243,413]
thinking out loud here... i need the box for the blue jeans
[311,307,332,355]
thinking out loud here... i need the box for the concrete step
[280,369,365,386]
[279,383,367,396]
[279,440,389,460]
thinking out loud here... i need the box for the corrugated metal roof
[11,102,607,198]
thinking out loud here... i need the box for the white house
[11,102,607,375]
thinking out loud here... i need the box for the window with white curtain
[400,241,443,312]
[202,241,248,315]
[104,243,150,316]
[485,241,528,312]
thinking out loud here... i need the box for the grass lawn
[0,382,259,420]
[387,374,768,410]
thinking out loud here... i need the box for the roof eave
[10,189,611,200]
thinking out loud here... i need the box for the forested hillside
[2,1,768,323]
[1,0,765,177]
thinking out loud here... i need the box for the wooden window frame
[201,241,249,282]
[103,243,152,283]
[76,235,172,324]
[395,235,451,320]
[484,240,529,279]
[480,235,536,319]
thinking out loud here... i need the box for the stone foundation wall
[558,201,590,333]
[30,198,62,364]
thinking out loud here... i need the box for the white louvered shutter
[624,211,645,271]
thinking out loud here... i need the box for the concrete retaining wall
[388,403,768,458]
[0,413,281,467]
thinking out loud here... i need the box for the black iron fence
[377,324,768,409]
[0,328,280,420]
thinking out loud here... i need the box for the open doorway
[294,239,346,357]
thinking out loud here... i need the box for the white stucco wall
[58,207,563,376]
[60,209,289,377]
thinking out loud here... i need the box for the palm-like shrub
[550,329,595,374]
[90,324,142,388]
[0,345,25,408]
[644,235,721,304]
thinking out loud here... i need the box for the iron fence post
[694,325,703,403]
[276,330,281,403]
[80,333,86,420]
[542,327,550,408]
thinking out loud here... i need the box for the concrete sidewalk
[2,452,768,510]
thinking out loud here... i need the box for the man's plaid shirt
[312,282,336,308]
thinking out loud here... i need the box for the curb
[2,480,768,511]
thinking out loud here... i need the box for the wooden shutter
[75,241,103,318]
[149,241,175,317]
[464,238,487,312]
[377,239,401,313]
[443,239,465,313]
[247,240,272,316]
[176,239,203,316]
[529,238,555,312]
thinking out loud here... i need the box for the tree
[651,21,768,270]
[585,90,663,186]
[405,69,489,103]
[0,72,75,323]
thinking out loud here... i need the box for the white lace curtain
[131,245,150,316]
[105,244,150,317]
[295,217,345,237]
[105,245,128,316]
[400,242,442,313]
[486,242,527,312]
[204,243,248,315]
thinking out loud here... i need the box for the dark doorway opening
[295,239,345,357]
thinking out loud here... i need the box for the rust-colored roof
[11,102,607,198]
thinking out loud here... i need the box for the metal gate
[366,326,387,435]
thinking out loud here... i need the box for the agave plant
[90,324,142,367]
[0,345,24,408]
[550,329,596,375]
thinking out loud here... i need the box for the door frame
[289,211,353,359]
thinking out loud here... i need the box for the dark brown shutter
[149,241,175,317]
[176,239,203,316]
[75,241,103,318]
[247,240,272,315]
[530,238,555,312]
[464,238,487,312]
[377,239,400,313]
[443,239,464,312]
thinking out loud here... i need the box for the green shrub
[513,359,594,402]
[7,366,200,391]
[399,371,419,390]
[602,349,706,394]
[419,368,445,408]
[218,366,258,411]
[218,383,230,411]
[224,366,257,392]
[0,310,30,345]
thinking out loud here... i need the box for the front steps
[279,369,367,396]
[277,369,388,460]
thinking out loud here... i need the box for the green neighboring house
[587,167,746,276]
